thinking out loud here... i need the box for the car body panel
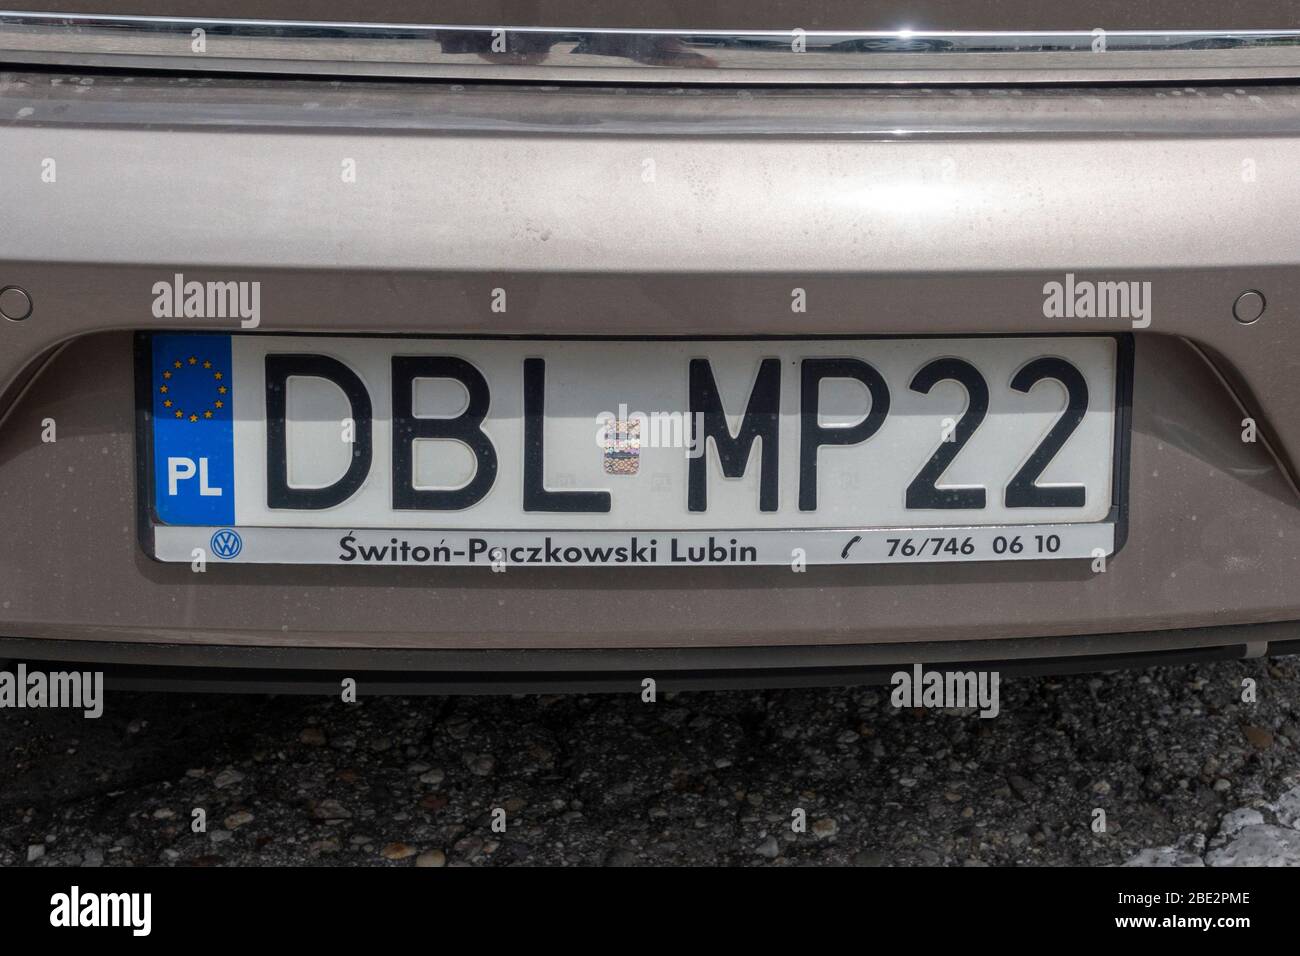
[0,65,1296,672]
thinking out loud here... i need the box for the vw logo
[210,528,243,560]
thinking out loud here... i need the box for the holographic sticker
[603,418,640,475]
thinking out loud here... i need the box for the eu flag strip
[150,333,236,526]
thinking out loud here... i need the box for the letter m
[206,281,239,319]
[648,411,685,449]
[688,358,780,512]
[1097,281,1129,319]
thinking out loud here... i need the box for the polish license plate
[137,333,1129,567]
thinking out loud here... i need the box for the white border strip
[155,523,1116,567]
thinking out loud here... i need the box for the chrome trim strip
[5,11,1300,82]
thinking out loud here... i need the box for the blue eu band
[151,334,236,526]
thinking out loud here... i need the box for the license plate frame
[134,332,1132,568]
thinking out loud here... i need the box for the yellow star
[189,414,198,422]
[214,372,224,381]
[204,410,213,419]
[188,357,197,365]
[163,371,172,379]
[163,399,173,408]
[203,360,212,369]
[214,400,224,409]
[159,385,168,394]
[174,410,183,418]
[218,385,228,394]
[173,360,182,369]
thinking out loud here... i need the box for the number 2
[1005,357,1088,509]
[905,358,989,510]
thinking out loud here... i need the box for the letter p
[168,456,196,496]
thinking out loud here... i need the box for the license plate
[137,333,1129,567]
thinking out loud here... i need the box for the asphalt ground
[3,654,1299,866]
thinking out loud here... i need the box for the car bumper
[0,69,1297,671]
